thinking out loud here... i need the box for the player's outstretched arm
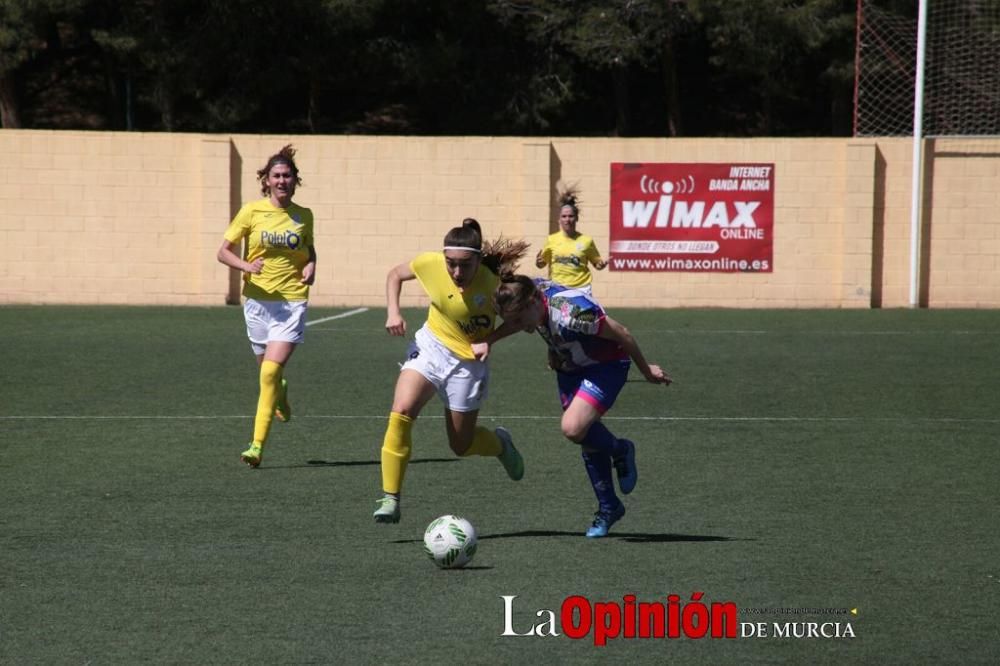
[385,262,416,336]
[599,316,672,385]
[472,319,524,361]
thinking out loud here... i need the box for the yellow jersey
[224,198,314,301]
[410,252,499,360]
[540,231,603,288]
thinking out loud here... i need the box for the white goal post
[854,0,1000,306]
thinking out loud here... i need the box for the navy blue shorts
[556,360,630,414]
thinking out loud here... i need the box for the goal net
[854,0,1000,137]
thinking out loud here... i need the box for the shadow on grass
[307,457,460,467]
[253,457,461,470]
[424,565,495,571]
[392,530,741,544]
[483,530,741,544]
[613,533,742,544]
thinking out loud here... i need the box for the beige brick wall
[923,138,1000,307]
[1,130,997,308]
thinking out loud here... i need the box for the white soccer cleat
[495,427,524,481]
[373,495,401,524]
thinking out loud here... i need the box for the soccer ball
[423,515,478,569]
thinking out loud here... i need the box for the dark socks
[580,420,626,459]
[581,450,620,513]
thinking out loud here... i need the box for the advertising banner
[609,163,774,272]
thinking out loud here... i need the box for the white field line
[305,308,368,326]
[2,415,998,424]
[302,326,998,336]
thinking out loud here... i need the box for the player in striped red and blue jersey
[490,277,673,537]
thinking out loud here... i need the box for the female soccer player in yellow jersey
[535,185,607,294]
[373,219,529,523]
[216,145,316,468]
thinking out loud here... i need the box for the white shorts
[401,324,489,412]
[243,298,308,355]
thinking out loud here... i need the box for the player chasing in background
[374,219,530,524]
[535,184,607,294]
[492,276,671,538]
[216,145,316,468]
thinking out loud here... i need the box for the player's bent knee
[561,421,589,443]
[448,435,473,456]
[390,403,420,418]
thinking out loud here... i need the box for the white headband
[443,246,481,253]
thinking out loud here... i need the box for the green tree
[86,0,223,131]
[359,0,556,134]
[687,0,855,135]
[2,0,864,135]
[489,0,691,136]
[0,0,85,128]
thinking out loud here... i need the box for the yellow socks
[252,360,283,446]
[380,412,413,494]
[379,420,501,493]
[461,426,503,457]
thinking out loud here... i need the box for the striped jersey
[534,279,627,372]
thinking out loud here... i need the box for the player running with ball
[491,276,672,537]
[373,219,529,524]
